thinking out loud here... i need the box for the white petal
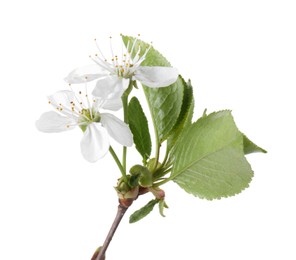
[92,75,129,100]
[64,64,108,84]
[100,98,122,111]
[80,124,110,162]
[100,113,133,147]
[134,66,179,88]
[36,111,76,133]
[47,90,78,118]
[48,90,75,107]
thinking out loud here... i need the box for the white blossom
[36,89,133,162]
[64,37,179,99]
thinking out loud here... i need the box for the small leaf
[128,97,152,161]
[129,199,159,223]
[122,35,184,142]
[143,77,184,142]
[170,110,254,200]
[167,78,194,151]
[242,133,267,154]
[159,200,169,217]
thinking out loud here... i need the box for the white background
[0,0,295,259]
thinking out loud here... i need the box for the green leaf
[170,110,254,200]
[243,133,267,154]
[128,97,151,161]
[122,35,184,142]
[122,35,171,67]
[143,77,184,142]
[159,200,169,217]
[129,199,159,223]
[167,78,194,151]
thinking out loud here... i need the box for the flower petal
[48,90,75,107]
[80,123,110,162]
[36,111,76,133]
[134,66,179,88]
[48,90,78,118]
[94,98,123,111]
[64,64,109,84]
[100,113,133,147]
[92,75,129,100]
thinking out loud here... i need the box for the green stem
[109,146,127,182]
[154,177,170,187]
[121,81,134,173]
[161,146,170,167]
[141,87,161,173]
[153,143,161,172]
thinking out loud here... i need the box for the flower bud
[130,165,152,187]
[147,158,161,172]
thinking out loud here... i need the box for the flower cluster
[36,36,179,162]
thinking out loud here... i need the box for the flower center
[114,55,134,78]
[78,108,101,132]
[91,35,151,79]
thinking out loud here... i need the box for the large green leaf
[122,35,184,142]
[242,134,267,154]
[170,111,253,200]
[128,97,152,161]
[167,78,194,151]
[129,199,159,223]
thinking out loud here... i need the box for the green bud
[129,165,152,188]
[129,164,143,175]
[116,180,130,194]
[138,169,152,187]
[115,177,139,201]
[147,158,161,172]
[122,186,139,200]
